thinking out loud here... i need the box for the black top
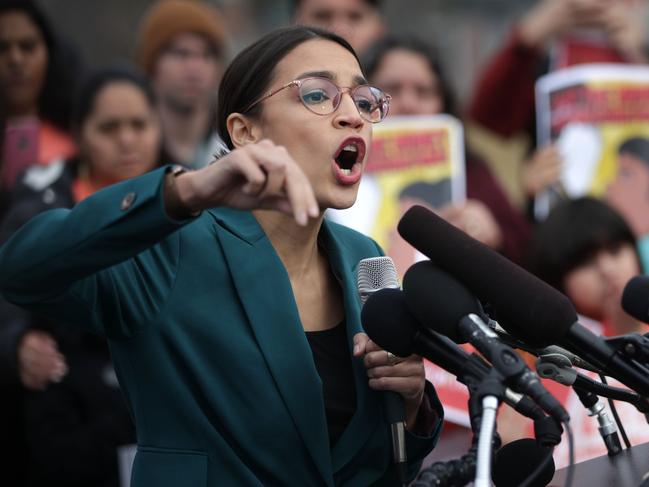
[305,321,357,447]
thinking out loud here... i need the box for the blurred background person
[0,0,82,191]
[357,34,531,468]
[1,66,161,238]
[291,0,386,55]
[605,136,649,272]
[529,197,645,339]
[467,0,649,217]
[0,66,160,487]
[136,0,228,169]
[502,196,649,466]
[364,35,531,264]
[0,1,81,481]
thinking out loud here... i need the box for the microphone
[356,256,407,485]
[361,288,476,487]
[622,275,649,324]
[361,287,546,422]
[491,438,555,487]
[487,320,599,373]
[397,205,649,396]
[402,261,569,423]
[357,256,400,302]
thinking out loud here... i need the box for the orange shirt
[39,122,76,165]
[71,174,99,204]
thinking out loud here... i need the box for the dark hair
[290,0,381,13]
[618,137,649,164]
[73,66,156,132]
[362,35,458,117]
[0,0,83,130]
[527,197,638,292]
[216,25,360,150]
[398,179,452,209]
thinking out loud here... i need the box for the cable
[600,374,631,449]
[572,373,649,413]
[563,421,575,487]
[410,452,476,487]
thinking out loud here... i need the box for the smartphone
[2,118,40,189]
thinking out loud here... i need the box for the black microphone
[361,287,546,422]
[491,325,599,373]
[362,287,537,487]
[492,438,555,487]
[397,205,649,396]
[402,261,569,423]
[356,257,407,485]
[622,275,649,324]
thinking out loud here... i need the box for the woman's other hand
[353,332,425,431]
[166,139,320,225]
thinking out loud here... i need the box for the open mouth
[335,143,361,174]
[332,137,366,184]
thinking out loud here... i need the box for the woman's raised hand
[168,140,320,225]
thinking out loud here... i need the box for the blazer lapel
[208,208,333,486]
[320,221,382,472]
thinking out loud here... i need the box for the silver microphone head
[357,256,400,305]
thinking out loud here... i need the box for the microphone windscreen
[361,288,418,357]
[357,256,399,304]
[621,275,649,324]
[402,261,479,343]
[492,438,555,487]
[398,205,578,347]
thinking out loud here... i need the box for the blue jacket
[0,167,442,486]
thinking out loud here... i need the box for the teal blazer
[0,167,442,486]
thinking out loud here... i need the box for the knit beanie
[136,0,227,75]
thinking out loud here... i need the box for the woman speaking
[0,26,442,486]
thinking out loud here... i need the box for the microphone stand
[536,355,649,418]
[411,370,503,487]
[536,355,626,456]
[410,341,505,487]
[472,370,505,487]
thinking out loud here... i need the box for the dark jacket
[0,159,136,487]
[0,166,442,486]
[0,160,76,386]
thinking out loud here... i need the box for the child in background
[512,196,648,466]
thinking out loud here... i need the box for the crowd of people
[1,0,648,485]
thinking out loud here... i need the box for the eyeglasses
[244,76,391,123]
